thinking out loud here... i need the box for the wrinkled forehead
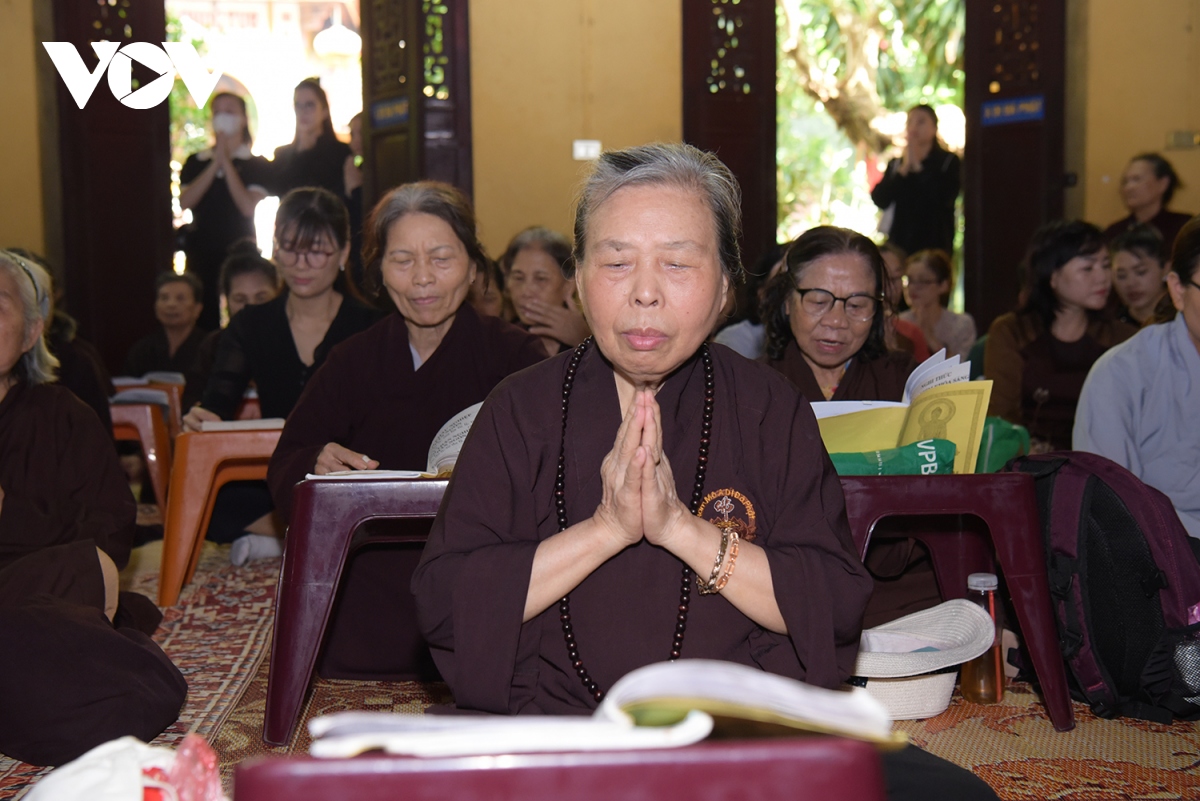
[584,182,718,255]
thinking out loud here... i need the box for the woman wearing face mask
[179,92,271,332]
[870,104,961,257]
[269,78,353,199]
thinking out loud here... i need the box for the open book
[812,350,992,474]
[306,659,906,758]
[305,402,483,481]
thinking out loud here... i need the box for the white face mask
[212,112,242,136]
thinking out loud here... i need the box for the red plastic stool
[841,473,1074,732]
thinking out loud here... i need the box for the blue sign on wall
[371,97,410,129]
[981,95,1045,127]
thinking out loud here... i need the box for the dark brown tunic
[0,382,134,571]
[412,342,873,714]
[1103,208,1195,252]
[985,312,1137,451]
[766,339,931,628]
[0,381,185,766]
[269,304,546,679]
[765,338,917,403]
[122,326,208,379]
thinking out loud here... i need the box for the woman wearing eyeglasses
[900,249,976,360]
[181,189,380,563]
[762,227,933,629]
[184,188,380,431]
[762,226,917,403]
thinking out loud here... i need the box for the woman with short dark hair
[985,220,1137,451]
[762,225,917,402]
[1110,223,1174,326]
[182,188,379,560]
[266,181,546,678]
[1103,153,1193,250]
[122,271,207,377]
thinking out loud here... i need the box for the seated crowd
[3,92,1198,799]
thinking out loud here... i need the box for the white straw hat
[853,599,995,720]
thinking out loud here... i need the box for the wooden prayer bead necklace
[555,337,714,702]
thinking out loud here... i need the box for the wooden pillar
[963,1,1067,332]
[51,0,172,374]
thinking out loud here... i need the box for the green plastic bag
[974,417,1030,474]
[830,439,957,476]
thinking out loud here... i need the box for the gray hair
[0,250,59,384]
[570,142,744,282]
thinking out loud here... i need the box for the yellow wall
[469,0,682,256]
[1080,0,1200,228]
[0,0,45,254]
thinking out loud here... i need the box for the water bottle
[960,572,1003,704]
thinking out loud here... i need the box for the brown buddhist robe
[765,338,934,628]
[268,304,546,679]
[0,381,186,766]
[412,342,873,714]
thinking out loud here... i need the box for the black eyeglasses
[1189,278,1200,292]
[793,287,881,322]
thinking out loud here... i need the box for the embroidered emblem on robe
[698,488,757,542]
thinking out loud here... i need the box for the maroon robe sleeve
[411,389,543,714]
[266,341,357,521]
[0,387,135,570]
[750,381,873,686]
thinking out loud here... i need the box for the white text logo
[42,42,221,110]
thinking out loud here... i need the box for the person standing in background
[269,79,353,200]
[179,93,270,332]
[871,105,961,257]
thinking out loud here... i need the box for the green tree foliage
[777,0,963,238]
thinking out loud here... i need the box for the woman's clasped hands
[594,389,691,552]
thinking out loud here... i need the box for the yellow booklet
[813,351,992,474]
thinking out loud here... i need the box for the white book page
[426,402,483,474]
[307,709,712,758]
[810,400,906,420]
[597,659,892,742]
[905,360,970,404]
[304,470,428,481]
[198,418,286,431]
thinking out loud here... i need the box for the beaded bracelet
[697,528,732,596]
[713,532,740,593]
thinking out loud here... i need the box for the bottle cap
[968,572,998,591]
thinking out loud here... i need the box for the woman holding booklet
[267,180,544,679]
[761,226,918,403]
[412,144,996,800]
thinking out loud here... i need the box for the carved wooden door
[360,0,472,209]
[682,0,777,272]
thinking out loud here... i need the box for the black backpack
[1007,452,1200,723]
